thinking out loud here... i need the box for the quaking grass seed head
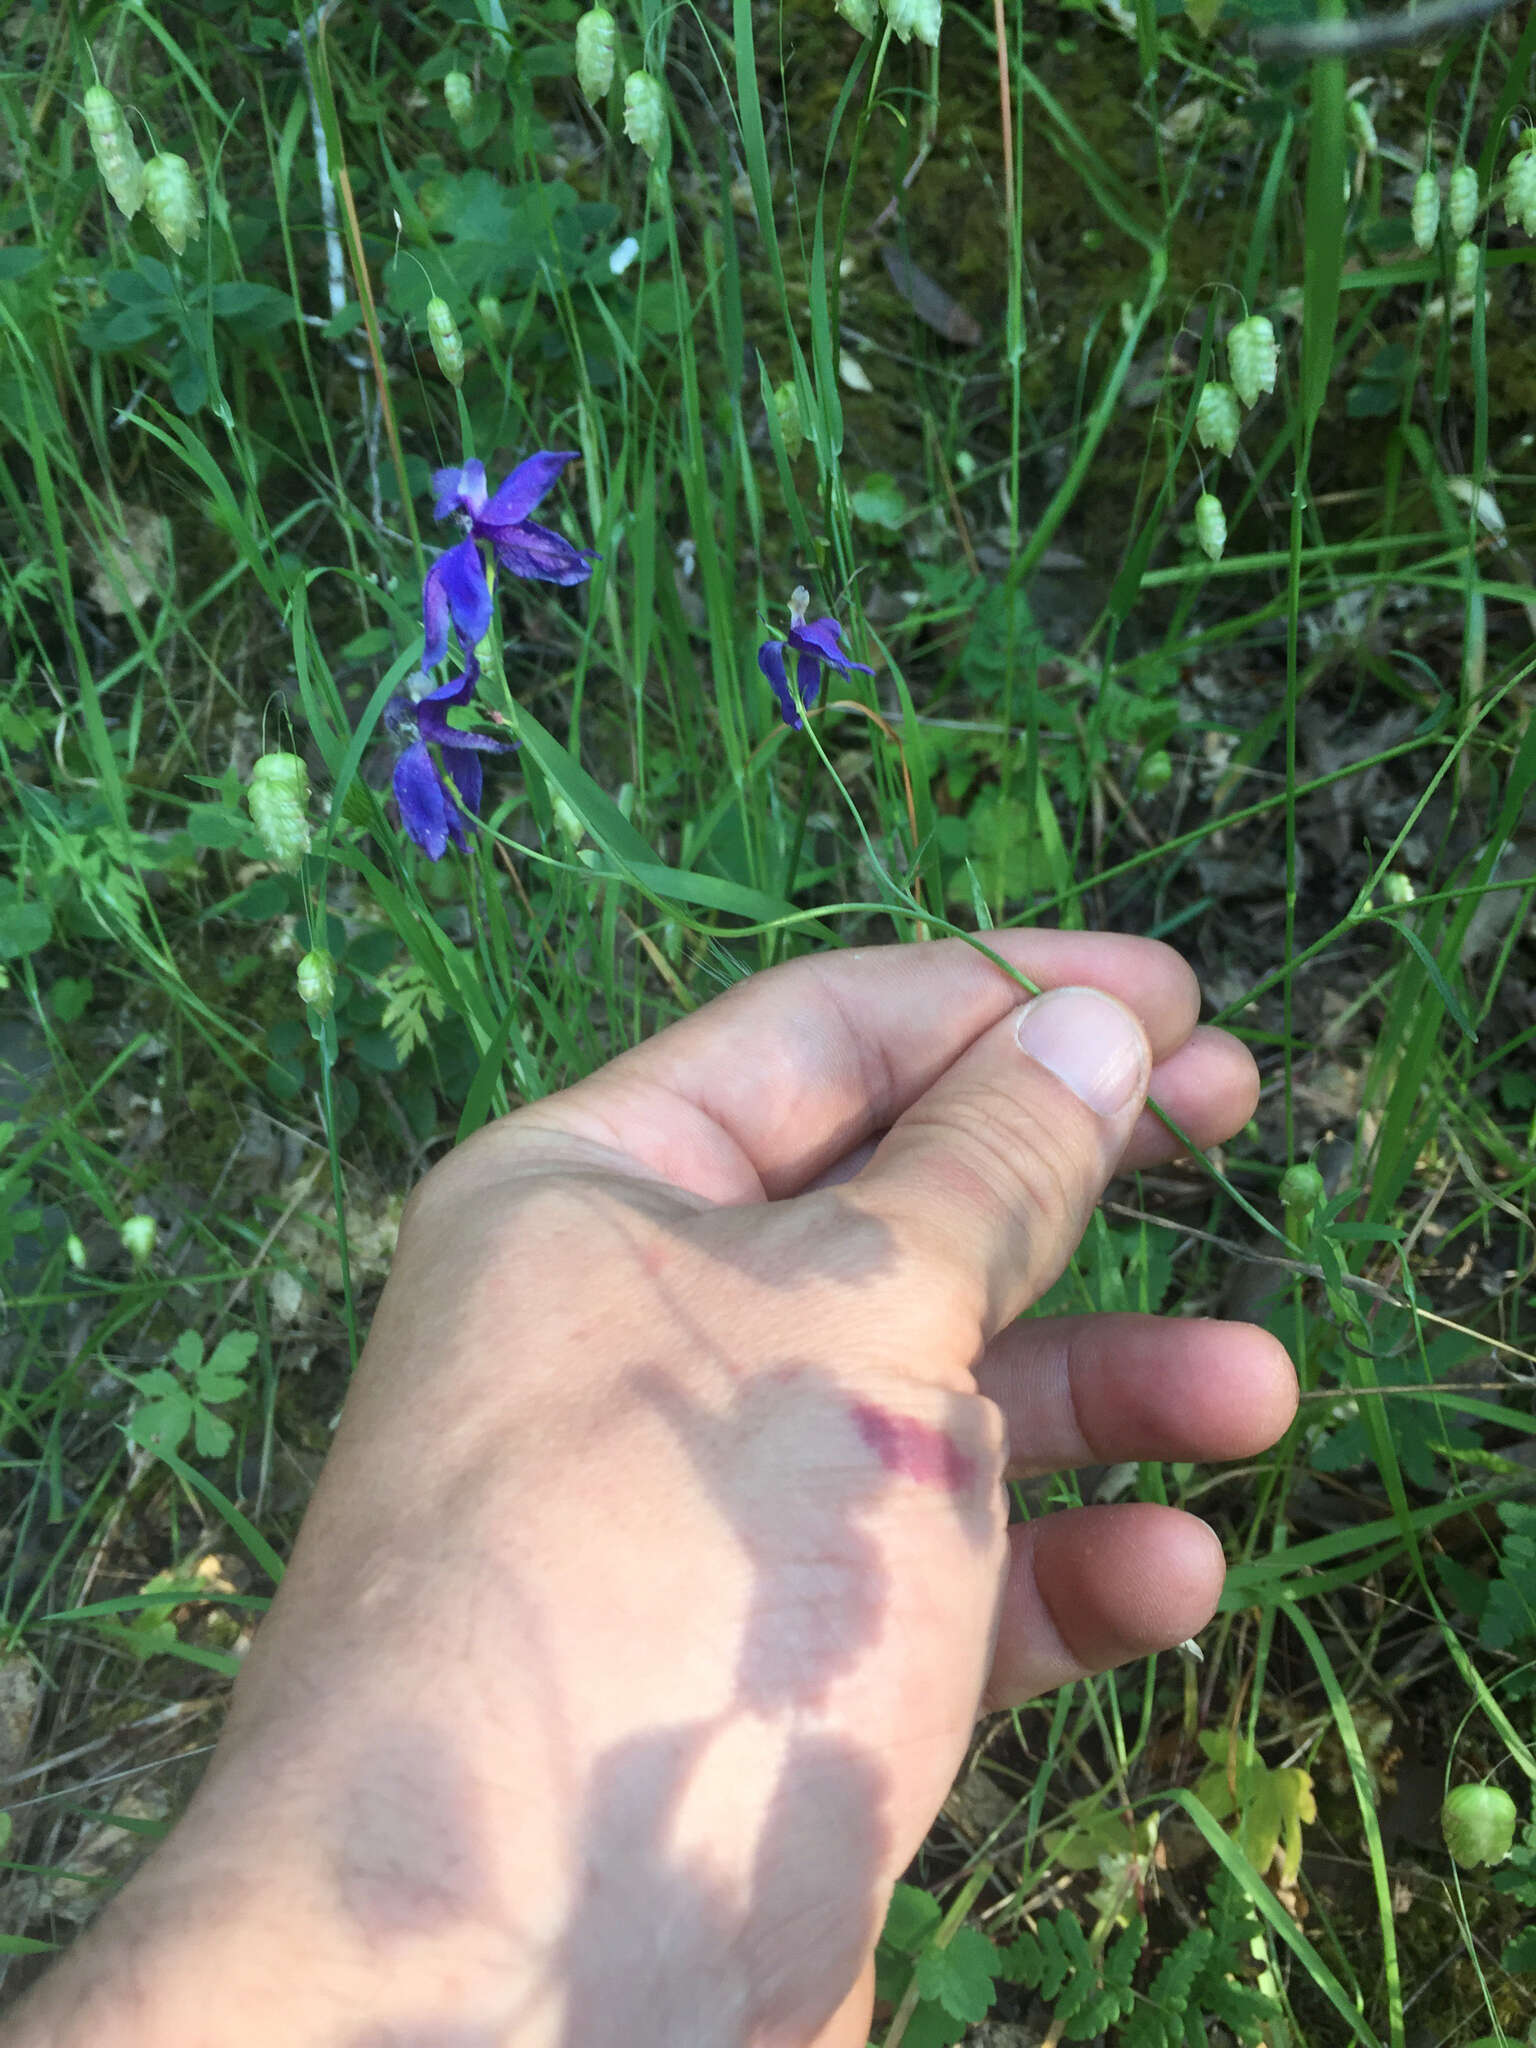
[443,70,474,126]
[772,381,805,460]
[296,949,337,1015]
[1453,239,1479,304]
[622,69,665,159]
[1227,314,1277,409]
[1194,491,1226,563]
[834,0,878,30]
[143,152,203,255]
[1507,148,1536,234]
[426,296,465,387]
[83,83,145,220]
[1410,168,1441,254]
[575,8,617,104]
[1194,381,1241,459]
[248,751,313,870]
[1448,163,1478,240]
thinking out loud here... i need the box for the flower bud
[1440,1784,1518,1870]
[1508,148,1536,235]
[772,381,805,460]
[1453,240,1479,304]
[1448,164,1478,241]
[296,948,337,1014]
[1411,169,1441,254]
[1382,871,1415,905]
[443,70,474,126]
[882,0,942,43]
[67,1232,88,1271]
[1280,1160,1326,1244]
[835,0,878,30]
[476,294,504,342]
[1228,313,1278,409]
[1346,99,1377,157]
[121,1213,157,1263]
[248,752,313,871]
[1137,748,1173,797]
[575,8,617,105]
[426,295,465,388]
[1194,492,1226,563]
[623,69,666,159]
[1194,380,1241,459]
[143,152,203,256]
[84,84,145,220]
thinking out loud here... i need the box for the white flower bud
[623,69,666,159]
[1411,169,1441,253]
[576,8,617,105]
[882,0,942,43]
[248,752,312,871]
[1194,381,1241,459]
[84,84,145,220]
[1194,492,1227,563]
[296,948,336,1014]
[444,70,474,126]
[1228,313,1277,409]
[1448,164,1478,240]
[143,152,203,256]
[121,1213,157,1263]
[426,296,465,387]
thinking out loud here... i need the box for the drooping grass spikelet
[1411,169,1441,253]
[1195,381,1241,459]
[297,949,336,1014]
[83,84,145,220]
[426,296,465,387]
[1227,313,1277,409]
[444,71,474,127]
[143,152,204,255]
[248,752,313,870]
[1448,163,1478,240]
[1505,145,1536,234]
[576,8,617,105]
[835,0,877,31]
[882,0,942,44]
[1195,492,1227,562]
[623,69,665,158]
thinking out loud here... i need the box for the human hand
[10,932,1294,2048]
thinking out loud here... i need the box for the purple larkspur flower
[421,453,597,673]
[758,586,873,731]
[386,658,512,861]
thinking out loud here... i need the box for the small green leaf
[204,1331,259,1380]
[170,1329,204,1375]
[0,896,52,960]
[48,975,93,1022]
[194,1373,247,1407]
[913,1926,999,2023]
[192,1408,235,1460]
[880,1882,942,1954]
[129,1390,193,1454]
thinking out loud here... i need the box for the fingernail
[1014,987,1149,1117]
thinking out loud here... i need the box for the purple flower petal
[758,640,802,729]
[419,654,480,709]
[788,615,874,676]
[421,538,491,670]
[479,451,580,528]
[486,520,597,586]
[431,459,488,522]
[418,701,509,753]
[439,744,485,819]
[796,649,824,714]
[393,742,451,860]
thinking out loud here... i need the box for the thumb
[855,985,1153,1343]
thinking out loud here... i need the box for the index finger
[505,932,1206,1203]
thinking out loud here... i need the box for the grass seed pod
[1194,492,1226,563]
[1453,239,1479,303]
[772,381,805,460]
[1195,380,1241,459]
[1448,163,1478,240]
[84,84,145,220]
[443,70,473,126]
[1411,169,1441,253]
[575,8,617,105]
[1508,148,1536,234]
[1440,1785,1517,1870]
[426,296,465,387]
[248,752,313,870]
[882,0,942,44]
[1347,99,1377,156]
[120,1214,157,1263]
[1228,313,1278,409]
[622,69,665,159]
[835,0,878,29]
[143,152,203,255]
[296,948,337,1015]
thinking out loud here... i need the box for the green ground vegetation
[2,0,1536,2040]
